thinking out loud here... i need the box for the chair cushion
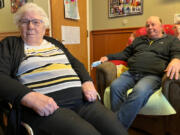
[104,87,176,115]
[116,64,129,78]
[109,60,127,66]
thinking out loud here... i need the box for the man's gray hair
[14,2,49,28]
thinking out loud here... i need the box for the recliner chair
[96,24,180,135]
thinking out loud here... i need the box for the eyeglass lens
[20,19,43,26]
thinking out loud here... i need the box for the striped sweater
[17,40,83,103]
[0,36,91,105]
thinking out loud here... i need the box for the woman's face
[19,11,46,46]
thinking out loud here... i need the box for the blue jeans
[110,71,161,129]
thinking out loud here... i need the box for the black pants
[21,101,128,135]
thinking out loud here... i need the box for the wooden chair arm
[96,62,117,100]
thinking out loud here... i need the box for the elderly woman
[0,3,128,135]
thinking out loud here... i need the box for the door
[50,0,88,70]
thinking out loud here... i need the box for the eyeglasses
[19,19,44,26]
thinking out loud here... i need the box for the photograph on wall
[0,0,4,9]
[11,0,33,13]
[109,0,143,18]
[64,0,80,20]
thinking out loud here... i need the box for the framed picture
[0,0,4,9]
[109,0,143,18]
[11,0,33,13]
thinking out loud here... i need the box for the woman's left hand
[82,81,98,102]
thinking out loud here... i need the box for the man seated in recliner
[99,16,180,129]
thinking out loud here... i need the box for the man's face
[19,11,46,45]
[145,17,163,39]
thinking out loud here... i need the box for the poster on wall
[11,0,33,13]
[109,0,143,18]
[0,0,4,9]
[64,0,80,20]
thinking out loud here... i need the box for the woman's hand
[21,92,59,116]
[82,81,98,102]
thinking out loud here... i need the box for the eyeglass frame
[19,19,44,27]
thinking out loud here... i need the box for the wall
[90,0,180,30]
[0,0,49,32]
[88,0,93,31]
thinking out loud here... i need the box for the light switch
[174,14,180,24]
[122,19,128,25]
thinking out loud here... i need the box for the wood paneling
[90,27,141,63]
[0,32,20,41]
[90,27,141,84]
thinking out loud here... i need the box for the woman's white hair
[14,2,49,28]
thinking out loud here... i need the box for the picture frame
[0,0,4,9]
[11,0,33,13]
[109,0,143,18]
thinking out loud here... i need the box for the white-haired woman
[0,3,128,135]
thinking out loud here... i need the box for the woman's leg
[77,101,128,135]
[21,107,101,135]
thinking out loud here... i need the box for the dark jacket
[0,36,92,135]
[107,34,180,76]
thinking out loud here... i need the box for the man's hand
[82,81,98,102]
[21,92,59,116]
[100,56,108,63]
[165,58,180,80]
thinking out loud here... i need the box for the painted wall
[0,0,49,32]
[1,0,180,31]
[90,0,180,30]
[88,0,93,31]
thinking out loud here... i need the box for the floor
[128,128,151,135]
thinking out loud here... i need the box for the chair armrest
[162,73,180,112]
[21,122,34,135]
[96,62,117,100]
[0,100,34,135]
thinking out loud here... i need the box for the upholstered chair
[96,24,180,135]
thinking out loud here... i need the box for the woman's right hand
[100,56,108,63]
[21,92,59,116]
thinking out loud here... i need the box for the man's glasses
[19,19,44,26]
